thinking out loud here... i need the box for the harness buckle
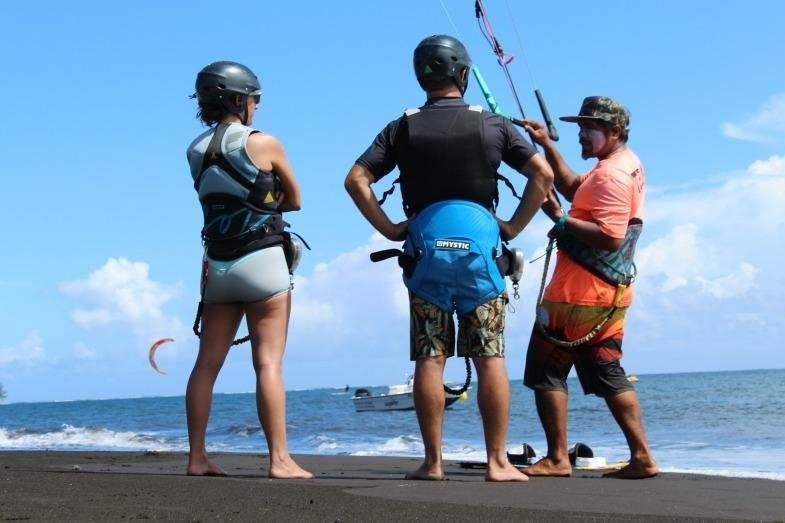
[495,244,525,299]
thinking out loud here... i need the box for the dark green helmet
[413,35,472,94]
[194,61,261,116]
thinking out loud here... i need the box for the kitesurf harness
[403,200,507,312]
[190,121,310,345]
[194,122,287,261]
[535,219,642,348]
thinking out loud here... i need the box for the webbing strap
[377,176,400,206]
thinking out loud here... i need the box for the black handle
[369,249,403,263]
[535,89,559,142]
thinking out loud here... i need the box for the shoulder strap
[195,123,258,195]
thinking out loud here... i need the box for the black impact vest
[396,105,497,216]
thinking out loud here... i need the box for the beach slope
[1,452,782,521]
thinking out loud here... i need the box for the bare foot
[603,459,658,479]
[486,461,529,482]
[518,457,571,477]
[269,456,314,479]
[187,457,227,477]
[404,462,444,481]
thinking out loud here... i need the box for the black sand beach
[1,451,783,521]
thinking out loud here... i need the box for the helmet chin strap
[219,94,250,125]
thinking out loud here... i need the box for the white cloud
[636,223,702,292]
[60,258,185,339]
[721,93,785,143]
[729,312,767,327]
[73,342,98,360]
[0,332,48,366]
[635,156,785,301]
[288,234,409,349]
[71,309,112,327]
[748,154,785,176]
[635,222,760,299]
[696,262,759,299]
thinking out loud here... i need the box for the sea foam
[0,425,182,452]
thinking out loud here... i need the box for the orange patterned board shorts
[524,299,634,397]
[409,291,507,360]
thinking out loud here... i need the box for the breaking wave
[0,425,184,452]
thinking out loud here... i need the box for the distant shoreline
[4,367,785,404]
[0,367,785,407]
[2,451,783,521]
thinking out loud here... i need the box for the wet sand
[1,451,783,521]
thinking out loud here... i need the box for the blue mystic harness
[402,200,506,315]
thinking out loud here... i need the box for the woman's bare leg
[185,302,244,476]
[247,292,312,479]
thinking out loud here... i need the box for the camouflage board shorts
[409,291,507,360]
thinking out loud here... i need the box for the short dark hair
[418,75,459,93]
[196,102,225,127]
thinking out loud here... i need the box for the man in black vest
[345,35,552,481]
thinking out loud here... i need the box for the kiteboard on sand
[573,458,629,471]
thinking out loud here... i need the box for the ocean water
[1,369,783,481]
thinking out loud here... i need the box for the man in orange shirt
[521,97,658,479]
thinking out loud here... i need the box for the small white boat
[351,376,467,412]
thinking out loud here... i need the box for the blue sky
[1,1,783,403]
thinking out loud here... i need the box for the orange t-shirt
[543,147,645,307]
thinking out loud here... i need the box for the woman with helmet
[184,61,311,478]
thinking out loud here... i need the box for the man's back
[356,97,538,216]
[397,103,496,214]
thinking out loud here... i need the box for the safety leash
[192,253,251,346]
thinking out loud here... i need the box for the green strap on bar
[472,66,519,125]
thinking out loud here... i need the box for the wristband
[552,211,568,236]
